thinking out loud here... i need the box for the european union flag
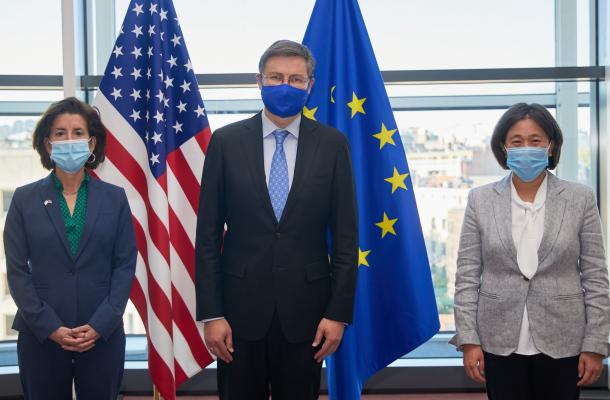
[303,0,440,398]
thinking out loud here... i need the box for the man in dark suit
[195,40,358,400]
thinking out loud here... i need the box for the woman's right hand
[463,344,486,383]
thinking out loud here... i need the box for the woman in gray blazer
[451,103,610,400]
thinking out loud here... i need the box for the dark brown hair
[258,40,316,78]
[32,97,106,170]
[490,103,563,170]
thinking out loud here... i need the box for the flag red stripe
[171,285,212,367]
[194,127,212,154]
[167,149,200,212]
[129,278,149,328]
[148,342,176,400]
[168,208,196,281]
[131,217,174,335]
[174,362,188,391]
[105,131,171,264]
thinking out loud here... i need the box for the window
[2,191,13,214]
[0,1,63,74]
[1,273,9,299]
[3,314,17,340]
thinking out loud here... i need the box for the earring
[87,153,96,164]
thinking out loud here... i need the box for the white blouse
[510,173,548,355]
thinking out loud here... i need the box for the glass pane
[110,0,572,74]
[0,115,48,341]
[0,1,62,74]
[386,82,557,97]
[0,90,64,102]
[396,109,506,332]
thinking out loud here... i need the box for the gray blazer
[450,173,610,358]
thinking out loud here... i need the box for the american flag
[93,1,213,399]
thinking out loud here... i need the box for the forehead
[506,118,548,140]
[50,113,87,129]
[263,56,307,74]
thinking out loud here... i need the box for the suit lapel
[537,173,567,266]
[39,175,73,259]
[279,116,320,227]
[75,176,102,260]
[492,175,519,267]
[242,113,277,223]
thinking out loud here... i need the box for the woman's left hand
[577,351,604,386]
[62,324,100,353]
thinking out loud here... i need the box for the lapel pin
[44,200,53,206]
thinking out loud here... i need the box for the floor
[125,395,487,400]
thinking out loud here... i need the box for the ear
[44,137,52,155]
[548,141,553,157]
[256,73,263,90]
[89,136,97,153]
[308,78,315,94]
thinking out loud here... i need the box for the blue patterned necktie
[268,130,290,222]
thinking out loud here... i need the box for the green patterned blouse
[52,172,89,257]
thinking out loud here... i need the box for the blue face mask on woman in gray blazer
[505,146,550,182]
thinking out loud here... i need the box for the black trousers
[217,312,322,400]
[483,351,580,400]
[17,328,126,400]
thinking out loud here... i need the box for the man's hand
[312,318,345,363]
[204,319,234,363]
[463,344,485,383]
[577,352,604,386]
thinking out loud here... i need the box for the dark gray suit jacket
[194,112,358,343]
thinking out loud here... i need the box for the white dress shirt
[261,110,300,188]
[510,172,548,355]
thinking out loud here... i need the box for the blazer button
[69,271,75,275]
[522,275,530,281]
[275,232,281,239]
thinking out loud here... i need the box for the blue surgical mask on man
[505,146,550,182]
[50,138,92,174]
[261,84,309,118]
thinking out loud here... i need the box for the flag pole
[153,385,162,400]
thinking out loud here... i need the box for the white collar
[261,109,301,139]
[510,172,548,211]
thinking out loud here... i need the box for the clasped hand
[49,325,100,352]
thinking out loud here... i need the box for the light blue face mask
[505,146,550,182]
[50,138,92,174]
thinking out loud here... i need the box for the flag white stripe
[167,167,197,245]
[94,93,170,228]
[172,321,201,378]
[179,135,206,185]
[96,158,173,300]
[134,255,175,376]
[169,245,197,319]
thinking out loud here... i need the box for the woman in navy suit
[3,97,137,399]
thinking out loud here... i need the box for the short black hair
[32,97,106,170]
[490,103,563,170]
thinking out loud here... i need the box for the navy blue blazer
[3,174,137,343]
